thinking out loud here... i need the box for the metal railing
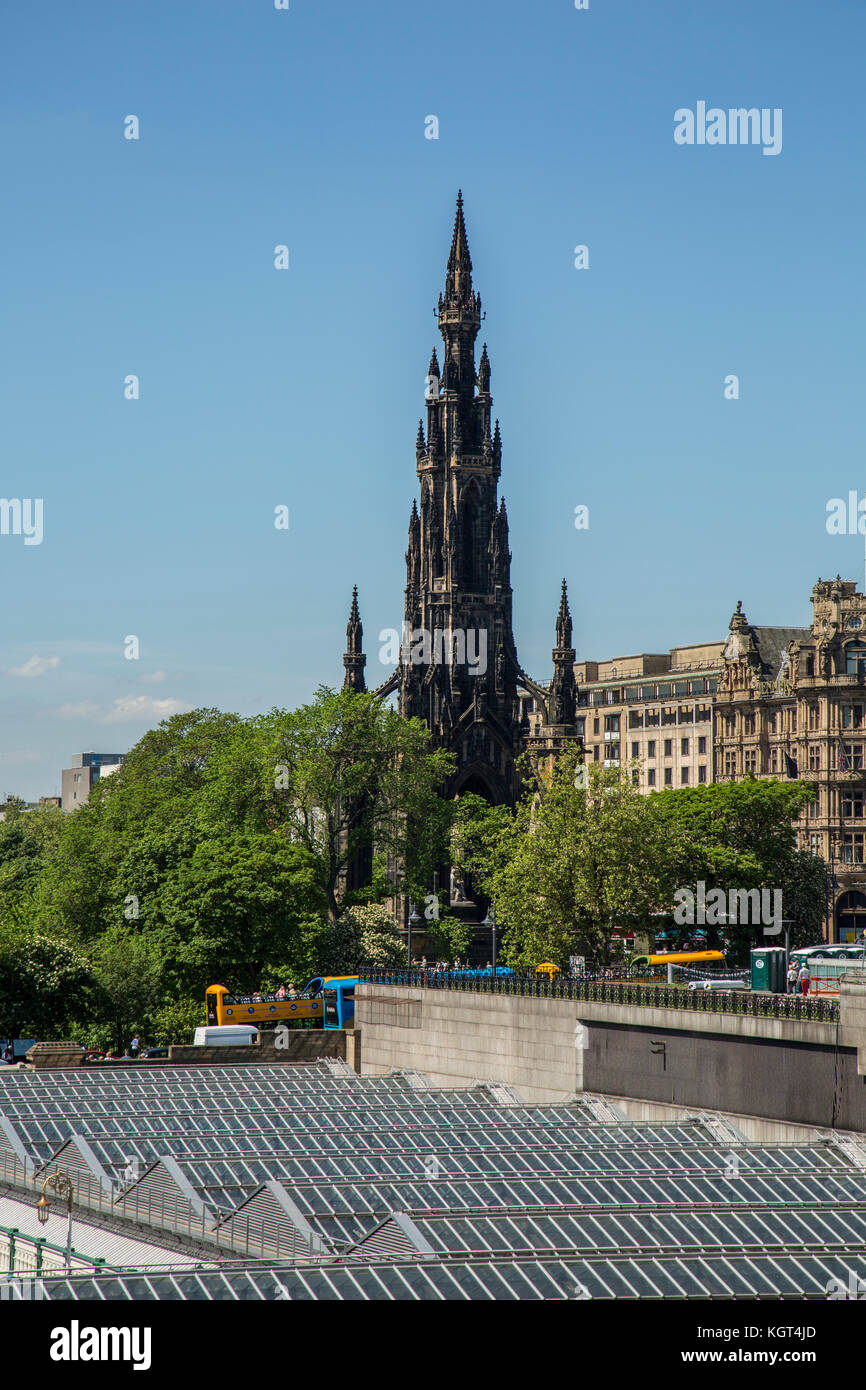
[0,1150,322,1266]
[357,970,840,1021]
[0,1222,110,1277]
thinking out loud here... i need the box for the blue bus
[303,976,358,1029]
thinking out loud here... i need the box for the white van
[192,1025,258,1047]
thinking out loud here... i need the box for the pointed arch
[459,478,483,590]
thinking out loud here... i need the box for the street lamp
[37,1171,74,1273]
[407,901,421,968]
[482,905,497,973]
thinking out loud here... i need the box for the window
[678,706,693,724]
[674,681,689,696]
[73,773,81,782]
[647,769,656,786]
[593,718,600,735]
[628,711,643,729]
[607,742,620,762]
[576,718,585,738]
[808,745,821,772]
[698,765,707,784]
[604,715,620,733]
[664,739,672,757]
[770,748,778,773]
[647,740,656,758]
[631,741,639,758]
[790,710,797,733]
[743,713,756,736]
[698,736,707,755]
[661,708,677,726]
[744,750,758,774]
[724,715,736,736]
[846,644,866,677]
[680,738,689,756]
[664,768,673,786]
[724,752,737,777]
[843,790,865,818]
[657,684,672,698]
[767,712,777,733]
[843,833,866,864]
[645,709,660,727]
[809,833,821,857]
[840,743,864,770]
[808,703,820,731]
[681,767,689,784]
[593,746,600,761]
[842,704,864,729]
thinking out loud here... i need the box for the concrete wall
[168,1030,348,1067]
[356,983,866,1129]
[359,988,584,1104]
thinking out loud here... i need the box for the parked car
[142,1047,169,1059]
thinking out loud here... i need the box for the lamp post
[37,1170,74,1273]
[482,905,497,973]
[407,901,421,968]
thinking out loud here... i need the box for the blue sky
[1,0,864,799]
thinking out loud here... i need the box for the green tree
[0,929,98,1038]
[240,689,455,921]
[424,913,474,962]
[157,834,326,996]
[461,752,680,970]
[651,778,819,957]
[90,926,163,1054]
[318,902,404,973]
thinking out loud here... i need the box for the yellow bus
[206,983,324,1028]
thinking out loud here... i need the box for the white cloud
[8,654,61,678]
[138,670,183,684]
[102,695,189,724]
[56,695,189,725]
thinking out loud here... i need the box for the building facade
[558,578,866,943]
[61,753,124,813]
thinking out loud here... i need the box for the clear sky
[1,0,864,799]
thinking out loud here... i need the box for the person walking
[797,961,811,996]
[786,960,798,994]
[130,1035,140,1059]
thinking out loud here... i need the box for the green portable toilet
[751,947,786,993]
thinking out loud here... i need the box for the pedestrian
[276,984,287,1001]
[130,1035,140,1059]
[786,961,798,995]
[797,962,811,996]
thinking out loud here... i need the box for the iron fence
[357,970,840,1021]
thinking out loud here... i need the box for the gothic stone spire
[342,585,366,692]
